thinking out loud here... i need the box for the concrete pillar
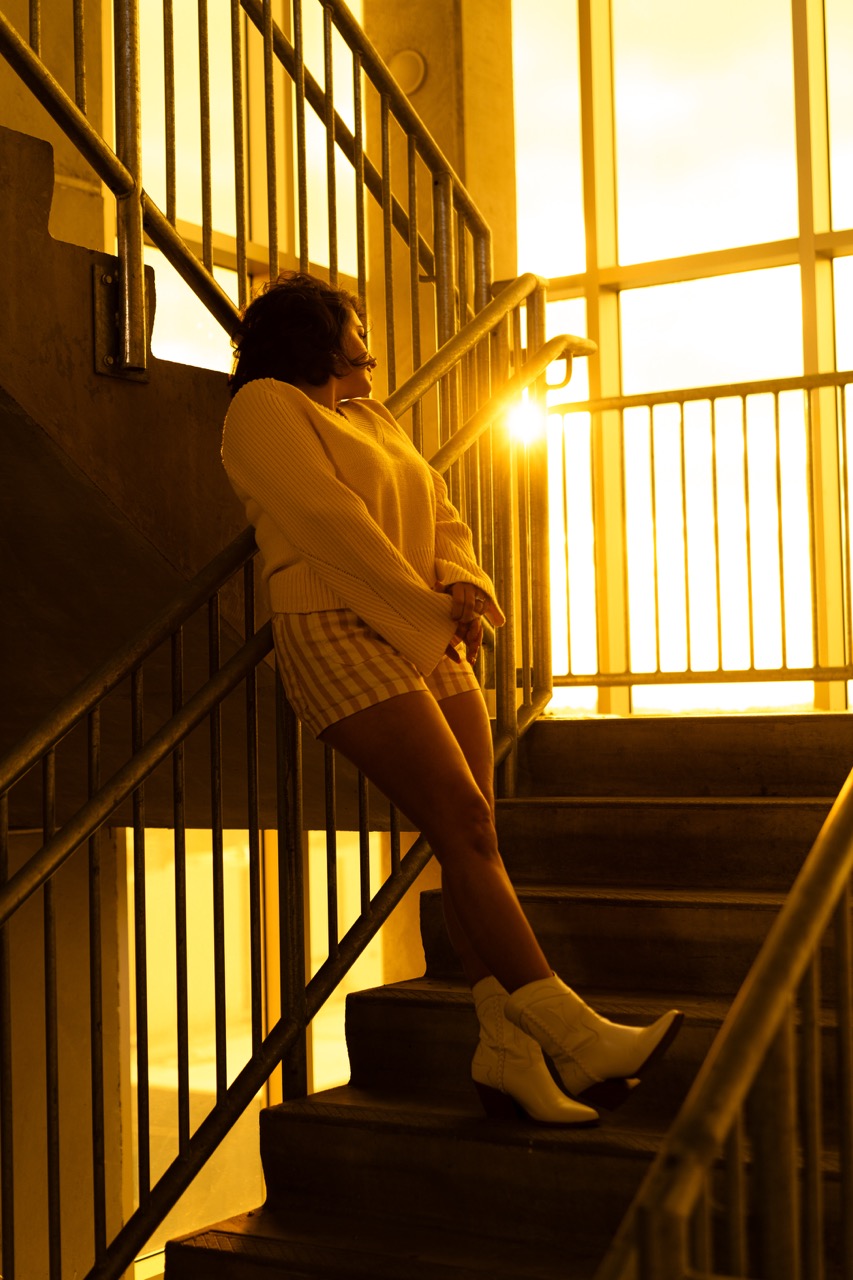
[363,0,517,281]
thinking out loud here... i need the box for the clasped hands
[437,581,494,666]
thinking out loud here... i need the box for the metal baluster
[163,0,177,226]
[479,425,496,693]
[806,390,820,668]
[29,0,40,53]
[407,134,423,453]
[649,408,662,674]
[775,393,789,669]
[457,208,468,329]
[389,804,401,877]
[352,50,366,301]
[263,0,279,278]
[357,772,370,915]
[0,789,14,1280]
[209,596,227,1101]
[73,0,86,112]
[171,628,190,1150]
[679,401,692,672]
[292,0,308,272]
[799,951,825,1280]
[494,384,518,796]
[518,440,533,707]
[690,1171,713,1276]
[723,1108,749,1275]
[839,388,852,668]
[711,398,724,670]
[323,5,337,284]
[276,682,307,1098]
[563,417,572,674]
[244,562,263,1051]
[230,0,249,306]
[198,0,213,272]
[114,0,147,369]
[619,406,632,678]
[742,396,756,671]
[88,709,107,1265]
[834,880,853,1278]
[749,1002,801,1280]
[381,94,396,392]
[42,752,61,1279]
[324,747,338,959]
[434,171,457,445]
[527,285,552,696]
[131,666,150,1201]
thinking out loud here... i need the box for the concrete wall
[0,0,114,252]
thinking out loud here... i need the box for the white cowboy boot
[504,974,683,1099]
[471,976,599,1126]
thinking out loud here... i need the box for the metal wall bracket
[92,263,149,381]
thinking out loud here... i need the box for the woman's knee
[426,791,499,864]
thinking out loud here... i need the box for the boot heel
[474,1082,523,1120]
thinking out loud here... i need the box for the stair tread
[423,884,788,908]
[167,1204,601,1278]
[264,1083,671,1153]
[347,977,732,1025]
[497,795,834,809]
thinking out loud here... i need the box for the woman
[222,272,682,1127]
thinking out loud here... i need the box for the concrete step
[346,979,724,1126]
[420,886,785,997]
[164,1203,597,1279]
[495,796,831,892]
[519,714,853,798]
[345,979,848,1140]
[256,1086,666,1268]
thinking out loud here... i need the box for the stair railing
[0,277,595,1280]
[595,766,853,1280]
[0,0,490,395]
[548,370,853,702]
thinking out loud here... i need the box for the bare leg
[435,690,498,987]
[320,690,551,992]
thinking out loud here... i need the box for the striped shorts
[271,608,481,738]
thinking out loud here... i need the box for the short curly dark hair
[228,272,368,398]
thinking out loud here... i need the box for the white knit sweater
[221,379,503,675]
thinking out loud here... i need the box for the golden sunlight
[508,399,546,446]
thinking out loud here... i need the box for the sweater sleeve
[222,383,457,673]
[431,467,506,626]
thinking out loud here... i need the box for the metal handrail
[596,767,853,1280]
[387,271,595,421]
[552,366,853,415]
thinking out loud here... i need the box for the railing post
[434,171,459,442]
[276,685,308,1099]
[113,0,147,371]
[493,316,518,796]
[748,1002,801,1280]
[527,282,553,704]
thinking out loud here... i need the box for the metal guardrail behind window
[549,370,853,695]
[595,763,853,1280]
[0,271,595,1279]
[0,0,490,401]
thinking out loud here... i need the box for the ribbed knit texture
[221,379,503,675]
